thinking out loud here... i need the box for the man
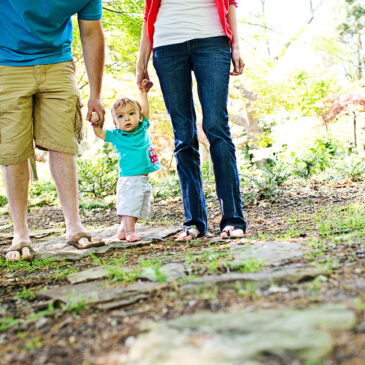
[0,0,106,261]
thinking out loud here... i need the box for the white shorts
[116,175,152,220]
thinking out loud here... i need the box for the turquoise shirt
[0,0,102,66]
[105,116,161,177]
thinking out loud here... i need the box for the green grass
[314,203,365,237]
[0,257,56,272]
[233,256,264,273]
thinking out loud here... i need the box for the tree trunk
[29,156,38,182]
[353,111,358,152]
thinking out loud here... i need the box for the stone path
[2,224,359,364]
[0,224,181,260]
[104,304,356,365]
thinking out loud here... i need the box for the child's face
[113,103,142,133]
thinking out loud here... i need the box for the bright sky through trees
[237,0,338,74]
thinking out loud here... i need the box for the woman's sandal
[5,242,35,262]
[176,228,205,242]
[221,225,245,239]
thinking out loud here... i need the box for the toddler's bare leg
[122,216,140,242]
[117,221,126,240]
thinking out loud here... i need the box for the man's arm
[227,5,244,76]
[78,19,105,124]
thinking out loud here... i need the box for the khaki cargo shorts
[0,61,83,165]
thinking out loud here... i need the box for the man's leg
[48,150,102,247]
[2,161,32,260]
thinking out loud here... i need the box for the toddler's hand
[90,111,100,126]
[141,79,153,92]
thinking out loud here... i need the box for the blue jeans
[153,36,246,233]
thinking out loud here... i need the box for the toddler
[92,80,161,241]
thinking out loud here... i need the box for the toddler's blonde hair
[111,97,142,120]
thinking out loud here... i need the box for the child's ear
[112,119,117,128]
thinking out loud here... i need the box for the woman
[137,0,246,240]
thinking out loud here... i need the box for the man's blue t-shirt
[0,0,102,66]
[105,116,161,177]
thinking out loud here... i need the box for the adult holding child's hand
[137,0,247,240]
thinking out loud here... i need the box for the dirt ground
[0,181,364,365]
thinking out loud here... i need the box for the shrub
[77,144,118,198]
[151,173,181,199]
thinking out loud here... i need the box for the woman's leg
[153,43,207,234]
[192,36,246,233]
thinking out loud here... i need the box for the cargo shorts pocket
[74,95,84,143]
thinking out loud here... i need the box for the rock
[118,304,356,365]
[24,225,181,261]
[38,281,166,309]
[139,263,186,282]
[68,262,186,285]
[230,241,308,268]
[181,264,328,294]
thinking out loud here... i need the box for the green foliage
[0,194,7,208]
[336,154,365,181]
[28,180,57,206]
[242,157,291,202]
[102,0,145,74]
[289,138,338,179]
[77,144,118,198]
[151,173,181,199]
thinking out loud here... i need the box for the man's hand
[87,98,105,127]
[230,47,245,76]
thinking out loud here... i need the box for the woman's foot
[176,228,204,242]
[220,226,245,239]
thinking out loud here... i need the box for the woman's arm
[136,21,153,91]
[227,4,244,76]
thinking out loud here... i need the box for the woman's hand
[230,46,245,76]
[136,69,153,92]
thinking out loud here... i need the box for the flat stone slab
[67,262,186,284]
[114,304,356,364]
[38,280,165,310]
[230,241,309,268]
[181,264,328,294]
[18,225,181,261]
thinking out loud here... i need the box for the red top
[143,0,238,48]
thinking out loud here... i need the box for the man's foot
[176,228,204,242]
[66,232,104,249]
[5,241,34,262]
[220,226,245,239]
[126,232,140,242]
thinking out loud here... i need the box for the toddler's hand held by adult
[141,79,153,92]
[87,98,105,127]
